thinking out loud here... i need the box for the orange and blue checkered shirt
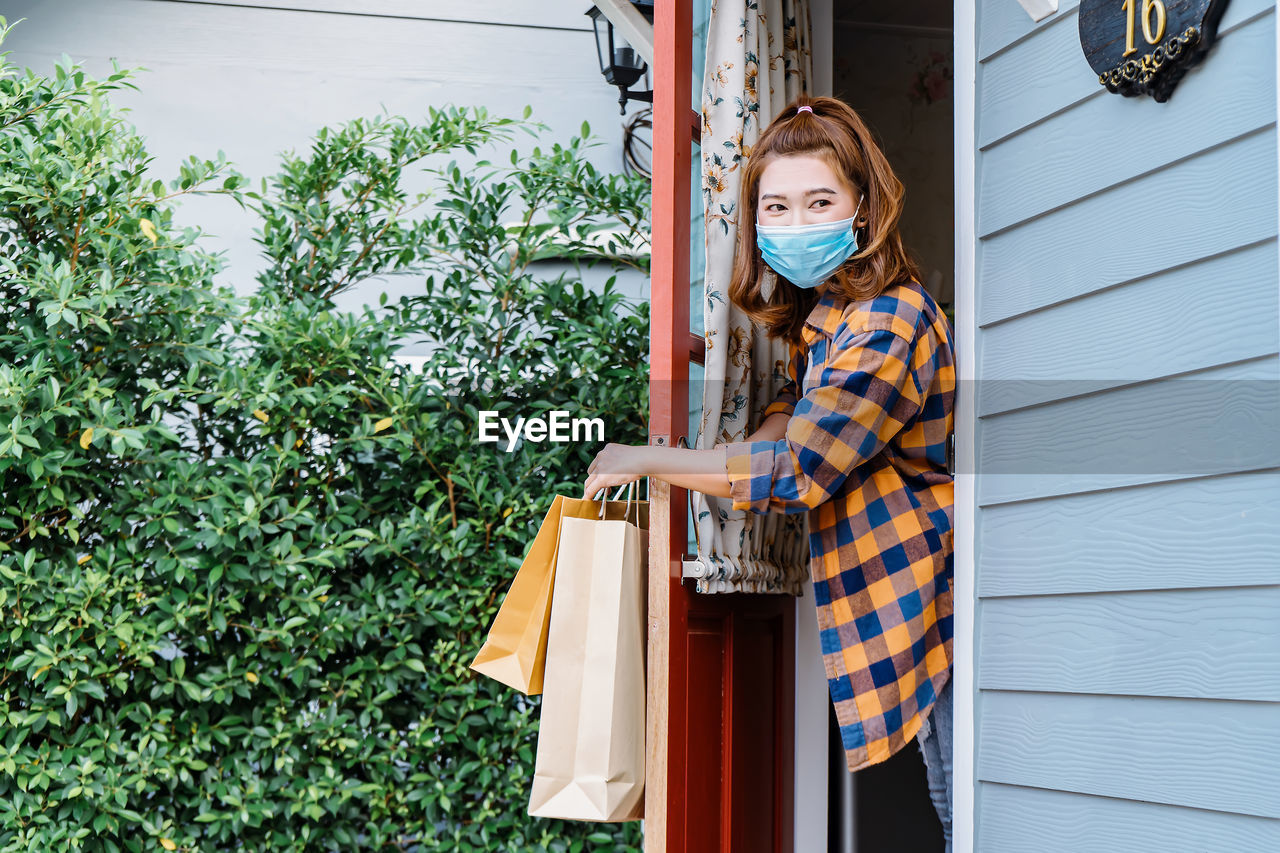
[722,279,955,772]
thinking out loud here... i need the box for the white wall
[0,0,650,345]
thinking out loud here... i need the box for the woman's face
[756,153,863,227]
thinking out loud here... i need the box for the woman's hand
[583,443,649,500]
[583,443,735,501]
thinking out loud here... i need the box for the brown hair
[727,95,922,344]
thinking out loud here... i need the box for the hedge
[0,25,649,852]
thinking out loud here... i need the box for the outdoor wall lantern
[586,0,655,113]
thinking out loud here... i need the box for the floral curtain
[689,0,812,595]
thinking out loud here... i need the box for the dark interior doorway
[826,0,955,850]
[827,698,945,852]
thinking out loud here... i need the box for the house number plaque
[1078,0,1229,101]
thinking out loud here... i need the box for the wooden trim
[952,1,979,851]
[647,0,693,849]
[688,332,705,365]
[645,478,675,852]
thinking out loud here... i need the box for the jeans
[916,672,954,852]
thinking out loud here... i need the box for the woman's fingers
[582,470,638,500]
[583,443,645,499]
[583,446,614,497]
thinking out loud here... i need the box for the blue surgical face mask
[755,195,863,289]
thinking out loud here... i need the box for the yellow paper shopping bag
[528,481,648,822]
[469,489,628,694]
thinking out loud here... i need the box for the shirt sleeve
[761,341,805,419]
[722,327,926,514]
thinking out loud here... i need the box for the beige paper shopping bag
[528,482,649,822]
[470,493,618,695]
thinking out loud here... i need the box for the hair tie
[796,105,813,115]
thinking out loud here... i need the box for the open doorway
[825,1,955,851]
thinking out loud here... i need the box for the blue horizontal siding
[977,690,1280,819]
[980,11,1276,235]
[978,0,1273,147]
[979,783,1280,852]
[978,468,1280,596]
[973,0,1280,840]
[979,126,1278,325]
[977,355,1280,505]
[979,586,1280,701]
[977,0,1080,62]
[977,240,1279,414]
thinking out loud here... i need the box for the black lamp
[586,0,655,114]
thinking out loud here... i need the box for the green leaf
[0,74,648,853]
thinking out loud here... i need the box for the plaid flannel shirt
[722,279,955,772]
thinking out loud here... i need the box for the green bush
[0,25,649,852]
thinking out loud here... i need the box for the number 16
[1122,0,1168,57]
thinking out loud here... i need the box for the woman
[582,95,956,849]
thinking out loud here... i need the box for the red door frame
[643,0,691,842]
[647,1,796,850]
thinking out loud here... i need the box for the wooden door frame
[648,1,797,851]
[647,2,980,850]
[645,0,692,850]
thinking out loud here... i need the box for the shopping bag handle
[600,479,641,524]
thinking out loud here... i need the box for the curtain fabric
[690,0,812,595]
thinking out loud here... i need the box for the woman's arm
[722,326,926,513]
[581,413,791,500]
[582,445,730,500]
[745,411,790,443]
